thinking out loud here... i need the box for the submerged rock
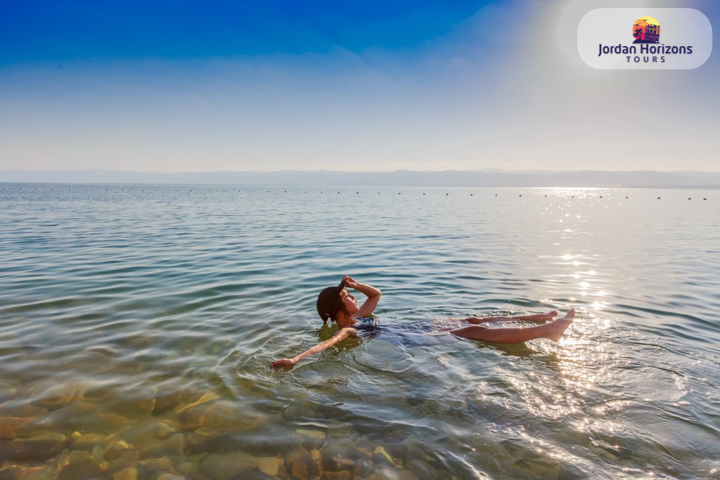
[70,432,105,450]
[0,433,68,463]
[113,467,138,480]
[0,380,18,402]
[371,468,402,480]
[256,455,282,476]
[106,449,139,473]
[200,452,258,480]
[31,383,85,410]
[156,474,185,480]
[0,416,33,440]
[176,461,199,474]
[324,471,351,480]
[137,456,178,479]
[399,470,421,480]
[120,418,177,448]
[372,446,400,468]
[285,448,321,480]
[56,450,104,480]
[138,432,186,459]
[0,402,48,418]
[178,400,266,431]
[21,432,69,452]
[352,459,374,478]
[100,385,157,419]
[0,464,53,480]
[103,439,131,462]
[296,428,325,439]
[405,460,438,480]
[152,389,184,415]
[174,391,220,413]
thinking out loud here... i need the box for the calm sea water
[0,184,719,480]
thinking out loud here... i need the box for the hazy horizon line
[3,168,720,174]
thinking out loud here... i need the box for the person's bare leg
[452,309,575,343]
[466,310,559,324]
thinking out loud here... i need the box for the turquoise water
[0,185,719,480]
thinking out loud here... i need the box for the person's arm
[344,275,381,317]
[271,327,357,369]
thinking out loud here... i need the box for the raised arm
[344,275,382,317]
[271,327,357,369]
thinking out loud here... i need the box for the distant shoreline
[2,169,720,189]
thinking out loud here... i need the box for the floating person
[271,276,575,369]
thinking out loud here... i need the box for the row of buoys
[0,187,710,201]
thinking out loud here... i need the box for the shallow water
[0,185,719,480]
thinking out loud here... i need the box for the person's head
[316,278,359,322]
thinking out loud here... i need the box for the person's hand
[271,358,296,369]
[343,275,360,289]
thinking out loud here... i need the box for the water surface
[0,185,718,479]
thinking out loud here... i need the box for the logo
[632,17,660,44]
[577,9,712,70]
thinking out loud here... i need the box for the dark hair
[316,278,347,322]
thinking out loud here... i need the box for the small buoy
[445,193,449,196]
[34,188,38,191]
[470,194,473,196]
[19,188,23,191]
[423,193,425,195]
[356,192,359,194]
[222,189,225,192]
[338,191,340,194]
[495,194,497,196]
[208,189,211,192]
[599,196,602,198]
[625,196,628,199]
[688,197,691,200]
[544,195,547,197]
[304,191,307,194]
[105,188,108,191]
[52,188,56,191]
[399,192,401,195]
[519,194,522,197]
[571,195,574,198]
[703,198,707,201]
[189,189,193,192]
[657,197,661,200]
[284,191,287,193]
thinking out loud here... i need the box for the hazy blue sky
[1,0,718,172]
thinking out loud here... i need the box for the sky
[0,0,718,173]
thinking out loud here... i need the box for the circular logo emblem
[633,17,661,44]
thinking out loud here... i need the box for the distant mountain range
[2,169,720,188]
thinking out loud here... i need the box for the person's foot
[545,308,575,341]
